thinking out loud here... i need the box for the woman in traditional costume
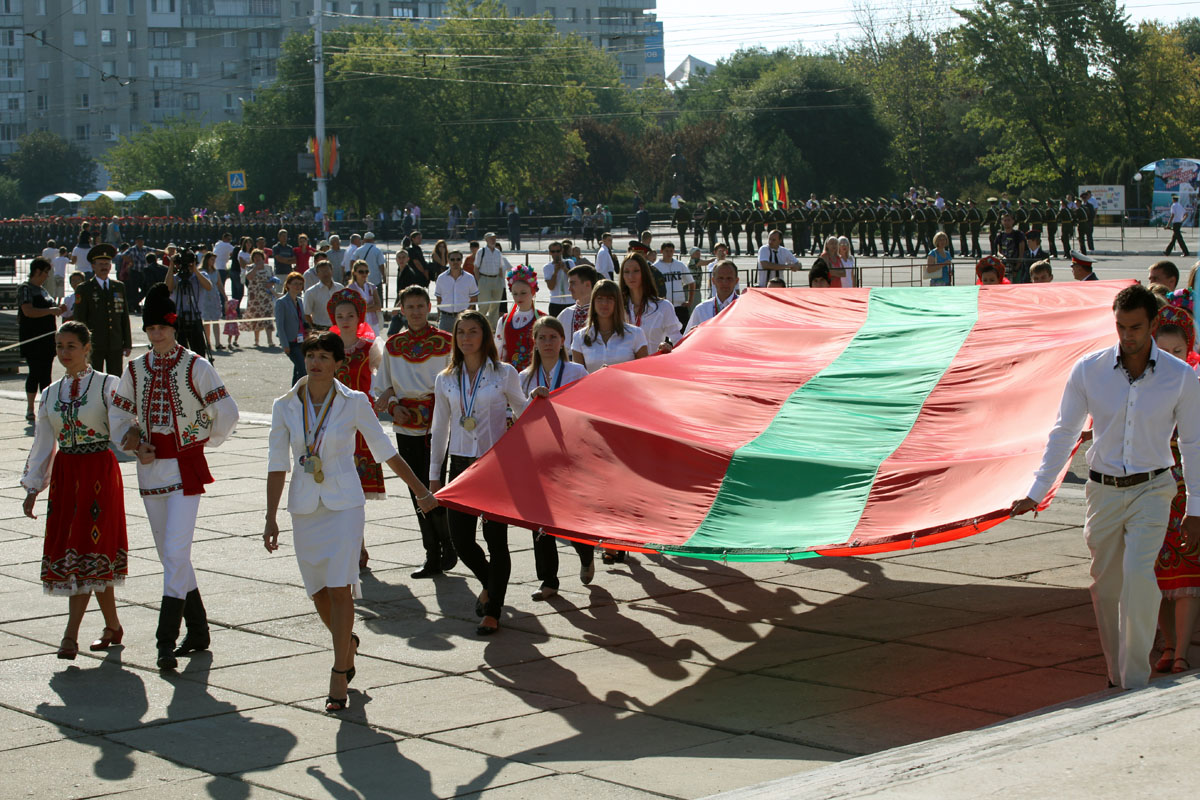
[22,321,129,660]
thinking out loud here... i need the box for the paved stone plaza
[0,237,1197,799]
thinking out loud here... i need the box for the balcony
[249,47,279,58]
[0,46,23,61]
[183,15,288,28]
[150,47,182,60]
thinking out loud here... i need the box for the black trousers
[549,302,571,318]
[446,455,510,618]
[396,432,452,567]
[533,531,594,590]
[1060,225,1074,256]
[177,319,207,360]
[1166,222,1190,256]
[90,346,124,377]
[677,225,688,251]
[23,340,54,394]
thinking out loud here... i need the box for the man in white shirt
[302,259,343,330]
[669,193,683,210]
[326,234,346,283]
[357,231,386,288]
[542,241,574,317]
[756,229,799,287]
[1011,284,1200,689]
[473,232,510,331]
[652,242,695,327]
[343,233,362,269]
[434,250,478,332]
[595,232,618,280]
[685,260,738,334]
[212,231,236,288]
[1164,194,1190,257]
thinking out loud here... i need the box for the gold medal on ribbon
[461,416,477,432]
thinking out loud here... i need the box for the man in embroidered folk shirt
[111,283,240,672]
[556,264,601,337]
[374,286,457,578]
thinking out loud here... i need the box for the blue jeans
[285,345,305,386]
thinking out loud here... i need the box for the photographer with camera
[165,247,213,359]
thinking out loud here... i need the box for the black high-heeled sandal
[327,667,351,712]
[347,633,360,685]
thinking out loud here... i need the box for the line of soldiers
[0,217,326,257]
[669,194,1098,260]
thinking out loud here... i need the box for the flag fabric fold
[436,283,1129,561]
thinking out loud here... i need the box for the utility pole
[312,5,329,232]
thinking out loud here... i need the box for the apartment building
[3,0,664,162]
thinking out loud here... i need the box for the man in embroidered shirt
[557,264,601,337]
[1011,284,1200,689]
[374,286,456,577]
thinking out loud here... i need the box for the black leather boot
[174,589,210,656]
[156,596,185,671]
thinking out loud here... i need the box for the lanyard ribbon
[302,385,335,459]
[460,365,485,422]
[538,360,565,391]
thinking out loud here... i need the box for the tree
[0,175,21,216]
[102,118,228,211]
[7,131,98,206]
[954,0,1141,191]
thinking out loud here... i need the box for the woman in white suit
[263,331,436,713]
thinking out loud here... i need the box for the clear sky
[653,0,1197,77]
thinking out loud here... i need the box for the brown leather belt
[1088,468,1169,488]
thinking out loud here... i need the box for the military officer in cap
[984,197,1001,255]
[965,199,984,258]
[672,200,690,251]
[719,201,733,253]
[728,201,743,255]
[702,199,721,252]
[1044,199,1059,257]
[1013,198,1029,233]
[790,201,810,256]
[886,198,902,257]
[1056,198,1075,258]
[938,200,957,258]
[749,202,766,250]
[72,243,133,376]
[1069,251,1098,281]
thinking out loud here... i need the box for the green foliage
[102,118,229,211]
[7,131,99,206]
[0,175,21,216]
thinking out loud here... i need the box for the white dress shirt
[1028,341,1200,514]
[626,298,681,350]
[302,280,344,326]
[474,245,509,277]
[1170,201,1186,224]
[435,269,479,313]
[685,292,739,334]
[429,360,527,479]
[571,324,648,373]
[519,358,588,402]
[756,244,799,287]
[595,245,617,279]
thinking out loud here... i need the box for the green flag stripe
[680,286,980,557]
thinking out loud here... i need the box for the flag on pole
[436,282,1128,561]
[751,178,761,207]
[779,176,789,209]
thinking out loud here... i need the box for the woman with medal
[328,288,387,571]
[264,331,436,713]
[429,311,528,635]
[519,316,593,599]
[619,252,680,351]
[22,321,129,660]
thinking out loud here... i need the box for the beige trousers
[475,272,506,332]
[1083,469,1175,688]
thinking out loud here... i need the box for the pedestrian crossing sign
[227,170,247,192]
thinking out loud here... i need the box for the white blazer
[267,378,398,515]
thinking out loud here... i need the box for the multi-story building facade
[4,0,664,165]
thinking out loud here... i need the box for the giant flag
[437,283,1129,561]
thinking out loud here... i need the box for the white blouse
[571,323,648,373]
[626,298,681,350]
[22,369,120,493]
[519,358,589,405]
[429,360,528,479]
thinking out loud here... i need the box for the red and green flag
[437,283,1127,561]
[779,175,789,209]
[751,178,762,208]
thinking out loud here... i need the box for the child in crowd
[223,297,241,349]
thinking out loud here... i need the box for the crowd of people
[14,214,1200,712]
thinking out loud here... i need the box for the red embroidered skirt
[355,432,386,498]
[1156,443,1200,597]
[42,449,129,596]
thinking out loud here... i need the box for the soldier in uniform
[1012,198,1029,233]
[863,198,879,257]
[749,202,766,250]
[692,202,705,249]
[965,199,983,258]
[1081,191,1097,252]
[771,202,787,244]
[719,201,733,254]
[954,200,969,256]
[1044,199,1059,257]
[1056,198,1075,257]
[728,201,743,256]
[702,199,721,252]
[856,199,870,255]
[790,201,809,257]
[984,197,1001,255]
[1070,198,1088,255]
[1027,198,1044,238]
[672,201,690,251]
[834,199,852,240]
[72,243,133,376]
[938,201,957,258]
[813,201,833,254]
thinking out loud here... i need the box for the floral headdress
[506,264,538,294]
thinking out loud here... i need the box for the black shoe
[439,554,458,572]
[411,566,443,579]
[157,651,178,671]
[156,595,185,670]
